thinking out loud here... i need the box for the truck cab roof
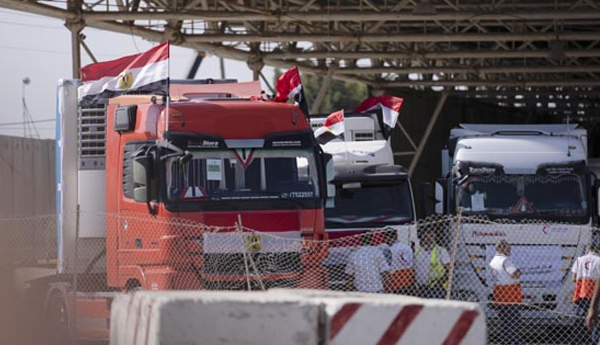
[311,111,386,141]
[451,124,588,174]
[450,123,587,155]
[322,140,394,166]
[333,163,409,183]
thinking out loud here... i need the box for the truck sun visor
[536,161,586,175]
[455,161,505,178]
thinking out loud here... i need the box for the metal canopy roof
[2,0,600,118]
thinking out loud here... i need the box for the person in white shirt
[414,227,451,299]
[345,231,390,293]
[489,240,522,345]
[572,242,600,345]
[379,229,414,295]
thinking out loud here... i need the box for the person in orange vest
[572,241,600,344]
[489,239,523,345]
[379,228,414,295]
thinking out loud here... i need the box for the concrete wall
[0,135,55,217]
[0,135,56,264]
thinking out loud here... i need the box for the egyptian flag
[314,110,345,145]
[354,95,404,140]
[274,66,310,117]
[79,41,170,106]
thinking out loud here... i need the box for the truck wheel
[45,291,72,345]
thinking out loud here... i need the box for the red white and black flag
[79,41,170,106]
[314,109,345,145]
[274,66,310,117]
[354,95,404,139]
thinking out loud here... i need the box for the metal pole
[64,16,84,79]
[21,79,28,138]
[69,25,82,79]
[445,209,462,300]
[236,215,252,291]
[219,57,225,79]
[73,205,80,330]
[408,91,448,177]
[259,71,275,94]
[397,122,419,151]
[79,34,98,63]
[310,67,336,114]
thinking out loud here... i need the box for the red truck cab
[105,81,330,291]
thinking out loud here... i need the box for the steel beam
[2,1,600,23]
[266,49,600,60]
[381,80,600,88]
[182,32,600,44]
[337,65,600,75]
[77,9,600,23]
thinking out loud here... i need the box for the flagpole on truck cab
[166,44,171,132]
[567,113,571,157]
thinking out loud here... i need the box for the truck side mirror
[133,155,152,202]
[596,184,600,219]
[133,154,158,216]
[435,178,448,214]
[322,153,336,206]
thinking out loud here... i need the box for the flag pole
[166,41,171,132]
[299,87,310,120]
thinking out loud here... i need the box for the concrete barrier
[110,290,485,345]
[110,291,321,345]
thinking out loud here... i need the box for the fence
[0,211,597,345]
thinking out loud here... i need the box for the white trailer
[435,123,599,325]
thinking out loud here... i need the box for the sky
[0,8,274,139]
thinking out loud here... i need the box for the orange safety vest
[493,283,523,305]
[573,278,596,302]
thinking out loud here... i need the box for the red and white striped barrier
[271,290,485,345]
[326,297,482,345]
[110,290,484,345]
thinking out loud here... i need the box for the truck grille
[79,104,106,170]
[202,252,302,276]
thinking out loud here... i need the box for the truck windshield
[165,148,320,202]
[325,182,414,227]
[455,174,587,220]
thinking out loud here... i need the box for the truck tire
[45,291,72,345]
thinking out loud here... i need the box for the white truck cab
[311,112,418,289]
[436,123,599,325]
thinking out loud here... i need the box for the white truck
[311,112,418,289]
[435,123,599,324]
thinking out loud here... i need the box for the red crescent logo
[585,261,591,271]
[542,226,548,235]
[399,253,406,264]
